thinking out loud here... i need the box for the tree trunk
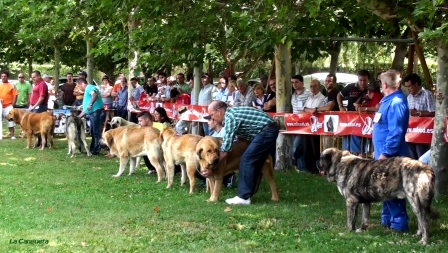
[391,42,408,73]
[54,46,61,91]
[86,39,94,84]
[431,43,448,197]
[329,41,342,74]
[27,57,33,81]
[274,44,293,170]
[190,65,203,135]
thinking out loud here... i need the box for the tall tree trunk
[390,42,408,72]
[54,46,61,91]
[190,64,203,135]
[274,44,293,171]
[27,56,33,80]
[432,43,448,197]
[329,41,342,74]
[86,39,94,84]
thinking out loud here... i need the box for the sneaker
[225,196,251,205]
[10,136,16,140]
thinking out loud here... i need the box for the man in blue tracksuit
[372,69,410,232]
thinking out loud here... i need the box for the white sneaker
[10,136,16,140]
[225,196,251,205]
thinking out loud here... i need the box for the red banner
[135,102,437,144]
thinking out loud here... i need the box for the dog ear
[197,147,203,159]
[332,149,343,164]
[342,150,351,157]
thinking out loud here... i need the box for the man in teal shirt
[77,78,105,155]
[14,73,32,108]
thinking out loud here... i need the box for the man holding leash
[76,78,105,155]
[373,69,410,232]
[203,100,279,205]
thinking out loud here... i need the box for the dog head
[108,117,124,129]
[196,136,222,172]
[5,108,24,124]
[317,148,351,182]
[100,130,115,152]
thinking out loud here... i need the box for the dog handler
[372,69,410,232]
[203,100,279,205]
[76,78,105,155]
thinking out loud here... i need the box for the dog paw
[112,174,121,178]
[419,239,428,245]
[355,228,365,233]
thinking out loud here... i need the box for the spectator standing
[76,78,105,155]
[252,83,275,112]
[226,80,237,106]
[404,73,436,159]
[234,79,255,107]
[14,73,32,108]
[176,73,191,95]
[129,77,144,123]
[115,77,129,119]
[373,69,410,233]
[198,73,218,135]
[73,71,88,106]
[29,71,49,146]
[337,70,369,155]
[59,73,77,106]
[263,78,276,112]
[0,71,18,138]
[43,74,57,111]
[100,75,114,122]
[290,75,311,172]
[315,74,339,150]
[203,101,279,205]
[215,77,229,102]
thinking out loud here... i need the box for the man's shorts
[1,105,16,128]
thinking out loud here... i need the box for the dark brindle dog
[317,148,438,245]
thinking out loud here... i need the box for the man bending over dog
[373,69,410,232]
[202,100,279,205]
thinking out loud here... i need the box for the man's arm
[337,93,346,111]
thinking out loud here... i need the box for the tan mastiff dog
[196,136,279,203]
[6,109,55,150]
[160,127,203,194]
[101,126,165,182]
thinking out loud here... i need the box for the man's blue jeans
[292,135,306,171]
[89,109,106,155]
[237,124,279,200]
[32,104,48,147]
[381,198,409,232]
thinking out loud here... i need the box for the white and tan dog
[101,126,165,181]
[108,116,137,129]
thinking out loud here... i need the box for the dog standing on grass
[66,116,91,158]
[317,148,439,245]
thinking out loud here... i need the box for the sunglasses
[18,76,25,78]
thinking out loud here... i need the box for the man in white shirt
[290,75,311,172]
[198,73,218,135]
[233,79,255,106]
[43,74,57,111]
[301,79,326,174]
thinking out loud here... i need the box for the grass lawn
[1,128,448,252]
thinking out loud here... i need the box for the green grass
[1,131,448,252]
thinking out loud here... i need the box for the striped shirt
[221,106,274,152]
[407,88,435,112]
[291,89,311,113]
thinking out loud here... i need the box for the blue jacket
[372,89,410,159]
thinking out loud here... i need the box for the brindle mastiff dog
[317,148,438,245]
[6,109,55,150]
[196,136,279,203]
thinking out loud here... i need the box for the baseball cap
[203,115,212,120]
[78,71,88,77]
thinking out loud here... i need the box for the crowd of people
[0,68,437,210]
